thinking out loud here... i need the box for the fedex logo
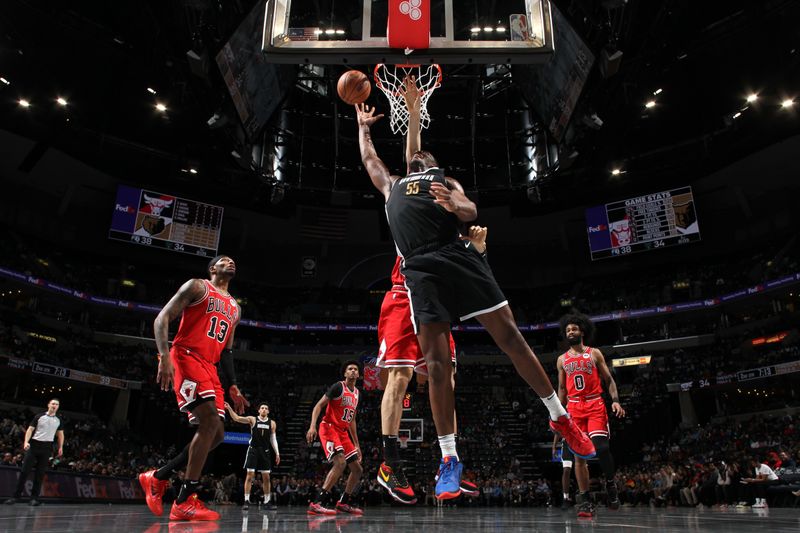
[115,204,135,214]
[587,224,608,233]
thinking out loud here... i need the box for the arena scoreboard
[109,185,223,257]
[585,186,701,260]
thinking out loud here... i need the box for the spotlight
[146,87,157,95]
[335,29,345,35]
[496,26,506,32]
[471,27,481,33]
[746,93,758,103]
[325,29,335,35]
[56,97,68,107]
[645,100,656,109]
[0,77,9,85]
[483,27,493,32]
[781,98,794,108]
[653,88,663,95]
[155,102,167,112]
[314,29,323,35]
[189,168,198,174]
[732,112,742,119]
[611,168,622,176]
[18,99,30,108]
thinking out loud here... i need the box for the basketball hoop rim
[373,63,443,97]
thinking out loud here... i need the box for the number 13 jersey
[172,279,240,365]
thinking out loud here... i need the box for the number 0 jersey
[171,279,240,365]
[385,167,461,258]
[321,381,360,430]
[562,347,603,399]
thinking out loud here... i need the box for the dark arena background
[1,1,799,532]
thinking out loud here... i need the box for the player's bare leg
[476,306,595,458]
[309,454,345,515]
[169,401,224,520]
[243,470,255,508]
[337,460,364,515]
[574,457,594,517]
[417,322,461,499]
[377,367,417,503]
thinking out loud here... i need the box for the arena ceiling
[1,0,798,214]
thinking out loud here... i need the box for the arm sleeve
[270,432,279,455]
[219,349,237,386]
[325,382,343,399]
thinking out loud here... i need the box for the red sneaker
[169,494,220,521]
[307,502,337,516]
[460,479,479,497]
[550,414,595,459]
[335,502,364,516]
[139,470,170,516]
[376,462,417,504]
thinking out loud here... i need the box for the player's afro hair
[558,312,595,343]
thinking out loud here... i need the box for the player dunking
[139,255,250,521]
[375,76,479,503]
[556,312,625,517]
[225,402,280,510]
[306,361,363,516]
[356,100,594,499]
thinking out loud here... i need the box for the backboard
[262,0,554,65]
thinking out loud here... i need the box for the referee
[5,398,64,506]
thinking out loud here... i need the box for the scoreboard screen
[585,186,701,260]
[109,185,223,257]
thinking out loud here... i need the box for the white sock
[438,434,459,460]
[264,493,271,503]
[541,392,567,421]
[563,492,569,500]
[244,492,250,502]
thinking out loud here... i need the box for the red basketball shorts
[318,420,358,462]
[567,397,609,439]
[171,345,225,424]
[377,289,456,375]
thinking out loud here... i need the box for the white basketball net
[374,64,442,136]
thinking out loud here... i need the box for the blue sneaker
[435,456,463,500]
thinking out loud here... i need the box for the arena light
[18,98,30,108]
[146,87,157,95]
[732,111,742,119]
[496,26,506,32]
[325,29,335,35]
[611,168,624,176]
[781,98,794,108]
[335,29,345,35]
[471,27,481,33]
[645,100,656,109]
[483,27,494,32]
[189,168,198,174]
[746,93,758,103]
[155,102,167,112]
[0,77,9,85]
[56,97,68,107]
[653,88,663,95]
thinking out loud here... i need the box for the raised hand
[401,75,420,113]
[355,103,384,128]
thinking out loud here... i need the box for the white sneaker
[752,500,765,509]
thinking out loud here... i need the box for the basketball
[337,70,371,105]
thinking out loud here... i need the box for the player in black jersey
[225,402,280,510]
[356,101,595,499]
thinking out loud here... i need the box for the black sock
[154,444,190,481]
[315,490,331,505]
[176,480,200,504]
[382,435,400,468]
[340,492,351,505]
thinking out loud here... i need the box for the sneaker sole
[376,475,417,504]
[435,490,462,501]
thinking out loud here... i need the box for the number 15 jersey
[322,381,360,430]
[172,279,240,365]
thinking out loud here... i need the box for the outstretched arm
[403,75,422,171]
[356,104,395,200]
[224,403,255,426]
[594,349,626,418]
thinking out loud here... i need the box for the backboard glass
[263,0,554,65]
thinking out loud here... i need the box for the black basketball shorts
[400,241,508,330]
[244,446,272,473]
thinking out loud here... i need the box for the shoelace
[391,467,410,488]
[438,459,454,479]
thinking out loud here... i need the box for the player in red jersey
[138,255,250,521]
[556,312,626,518]
[306,361,363,516]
